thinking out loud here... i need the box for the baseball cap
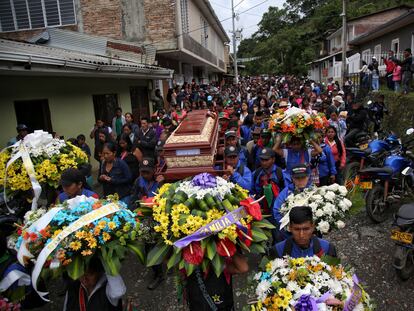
[333,95,344,104]
[224,146,239,157]
[162,117,172,126]
[140,158,155,172]
[150,116,159,123]
[291,164,310,178]
[225,130,237,139]
[259,147,275,160]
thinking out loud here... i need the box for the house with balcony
[307,5,412,83]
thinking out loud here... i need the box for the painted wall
[0,75,148,166]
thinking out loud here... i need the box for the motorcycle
[358,128,414,223]
[344,132,401,191]
[391,166,414,280]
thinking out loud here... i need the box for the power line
[234,0,246,9]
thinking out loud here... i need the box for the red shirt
[324,137,346,168]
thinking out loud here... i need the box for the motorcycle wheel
[396,249,414,281]
[366,184,388,223]
[344,162,360,192]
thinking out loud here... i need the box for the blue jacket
[240,125,251,145]
[317,144,337,178]
[283,148,312,174]
[230,161,252,192]
[238,147,248,166]
[274,237,334,258]
[133,176,160,199]
[252,164,286,198]
[99,158,132,198]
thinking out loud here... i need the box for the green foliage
[238,0,411,75]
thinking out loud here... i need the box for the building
[0,36,173,148]
[349,9,414,63]
[307,5,412,83]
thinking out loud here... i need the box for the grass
[348,187,366,215]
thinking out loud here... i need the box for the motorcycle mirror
[406,128,414,135]
[402,167,413,176]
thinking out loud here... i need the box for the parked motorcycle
[344,132,401,191]
[391,166,414,280]
[358,128,414,223]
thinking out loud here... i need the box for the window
[0,0,76,32]
[14,99,53,133]
[180,0,189,34]
[362,49,371,63]
[391,38,399,54]
[92,94,119,127]
[374,44,381,61]
[200,16,208,48]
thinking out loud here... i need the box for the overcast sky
[210,0,286,49]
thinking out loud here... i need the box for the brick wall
[80,0,123,39]
[144,0,177,50]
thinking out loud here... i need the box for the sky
[210,0,286,49]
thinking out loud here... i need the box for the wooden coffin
[162,110,219,180]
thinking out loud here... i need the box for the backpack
[268,237,337,259]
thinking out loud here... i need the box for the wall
[355,23,414,56]
[0,76,148,165]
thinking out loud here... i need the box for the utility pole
[341,0,347,86]
[231,0,238,84]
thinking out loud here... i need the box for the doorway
[130,86,150,122]
[92,94,119,128]
[14,99,53,133]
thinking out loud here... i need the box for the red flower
[17,228,22,235]
[29,233,38,241]
[216,238,236,258]
[23,232,30,240]
[237,224,253,247]
[182,241,204,265]
[240,198,262,221]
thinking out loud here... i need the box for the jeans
[372,77,379,91]
[402,71,412,94]
[394,81,400,92]
[344,128,360,147]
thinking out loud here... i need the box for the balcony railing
[182,34,224,69]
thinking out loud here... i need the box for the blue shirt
[317,144,337,178]
[240,125,251,145]
[134,176,160,198]
[252,164,286,197]
[57,189,98,204]
[274,237,333,258]
[283,148,312,174]
[230,161,252,192]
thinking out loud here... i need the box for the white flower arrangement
[175,176,235,200]
[280,184,351,234]
[11,130,66,158]
[250,256,374,311]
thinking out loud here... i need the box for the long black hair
[326,125,343,158]
[117,133,133,156]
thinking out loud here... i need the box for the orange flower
[92,202,102,210]
[39,228,50,238]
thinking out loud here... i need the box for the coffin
[162,110,219,180]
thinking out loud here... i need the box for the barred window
[180,0,189,33]
[200,16,208,48]
[0,0,76,32]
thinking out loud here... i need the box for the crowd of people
[2,72,399,310]
[360,47,413,93]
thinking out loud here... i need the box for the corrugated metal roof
[29,28,108,56]
[0,39,173,79]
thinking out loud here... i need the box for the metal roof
[28,28,108,56]
[0,39,173,79]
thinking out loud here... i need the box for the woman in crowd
[98,142,132,202]
[239,101,250,125]
[314,133,337,186]
[324,126,346,184]
[117,133,140,181]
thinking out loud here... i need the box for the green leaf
[167,249,182,270]
[251,227,268,242]
[178,258,185,270]
[185,262,196,276]
[239,240,251,253]
[126,241,146,264]
[146,242,171,267]
[259,256,270,270]
[249,243,266,254]
[100,246,122,276]
[66,255,85,280]
[206,240,216,260]
[321,255,341,266]
[201,258,209,273]
[211,253,224,277]
[252,219,276,229]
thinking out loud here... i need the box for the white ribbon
[0,269,31,292]
[279,212,291,230]
[31,202,121,301]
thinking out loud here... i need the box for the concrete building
[307,5,412,83]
